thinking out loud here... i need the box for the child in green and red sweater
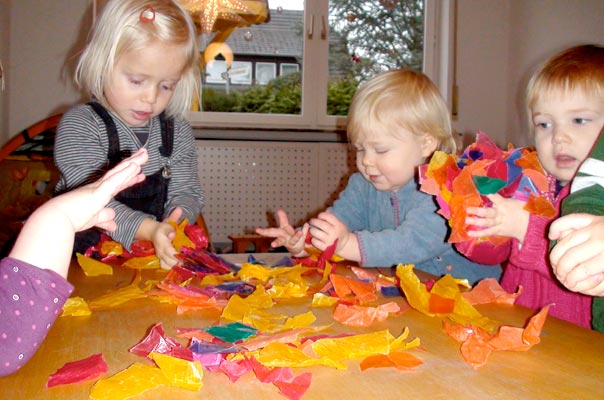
[550,125,604,331]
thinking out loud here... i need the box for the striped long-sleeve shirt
[54,104,204,250]
[571,150,604,194]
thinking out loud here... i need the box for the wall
[453,0,604,149]
[505,0,604,147]
[0,0,9,135]
[1,0,90,145]
[452,0,510,147]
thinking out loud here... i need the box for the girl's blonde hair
[75,0,200,117]
[347,69,455,154]
[526,44,604,133]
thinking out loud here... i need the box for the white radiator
[196,140,356,245]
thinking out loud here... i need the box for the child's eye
[573,117,589,125]
[534,121,551,129]
[375,149,389,154]
[130,79,143,85]
[161,83,175,91]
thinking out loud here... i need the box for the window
[255,62,277,85]
[229,62,253,85]
[280,63,300,76]
[205,61,252,85]
[188,0,454,133]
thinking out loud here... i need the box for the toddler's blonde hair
[526,44,604,133]
[347,69,455,154]
[75,0,200,117]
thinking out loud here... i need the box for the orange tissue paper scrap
[360,349,423,371]
[332,302,402,327]
[444,305,550,369]
[462,278,522,305]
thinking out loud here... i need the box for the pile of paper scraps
[51,218,550,399]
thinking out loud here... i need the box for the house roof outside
[201,9,304,59]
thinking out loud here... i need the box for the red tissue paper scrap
[46,353,108,388]
[418,132,556,257]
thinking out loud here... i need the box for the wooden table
[1,253,604,399]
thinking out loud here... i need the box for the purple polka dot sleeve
[0,257,73,377]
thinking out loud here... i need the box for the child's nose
[141,86,158,104]
[552,126,570,144]
[361,152,374,166]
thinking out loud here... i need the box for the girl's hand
[549,214,604,296]
[150,208,183,270]
[256,209,309,257]
[308,211,350,253]
[59,148,148,233]
[465,194,530,243]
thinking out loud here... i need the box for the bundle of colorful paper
[418,132,556,256]
[58,220,549,398]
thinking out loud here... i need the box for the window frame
[187,0,455,135]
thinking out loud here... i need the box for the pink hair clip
[140,6,155,22]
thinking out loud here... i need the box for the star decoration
[181,0,252,35]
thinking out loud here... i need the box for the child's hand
[465,194,530,243]
[151,208,183,270]
[308,211,355,256]
[57,148,148,233]
[256,209,309,257]
[549,214,604,296]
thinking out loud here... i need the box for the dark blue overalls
[73,102,174,254]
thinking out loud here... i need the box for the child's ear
[420,133,438,157]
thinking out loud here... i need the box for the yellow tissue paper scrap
[89,363,169,400]
[221,287,275,320]
[267,281,309,299]
[396,264,500,333]
[122,255,160,269]
[150,352,204,391]
[61,296,91,317]
[100,240,123,257]
[254,341,343,369]
[242,309,289,333]
[311,329,417,362]
[221,290,294,332]
[76,253,113,276]
[311,292,339,307]
[88,275,146,310]
[282,311,316,331]
[200,272,236,286]
[237,263,273,282]
[170,219,194,252]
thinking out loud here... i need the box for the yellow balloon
[203,42,234,68]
